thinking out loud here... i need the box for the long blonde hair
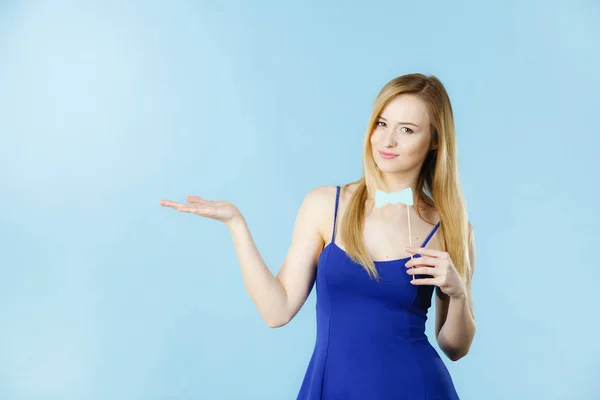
[340,73,471,282]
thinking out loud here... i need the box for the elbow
[445,344,472,362]
[440,326,476,362]
[448,350,467,362]
[265,314,290,328]
[440,337,473,362]
[266,320,286,328]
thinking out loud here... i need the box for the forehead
[380,94,429,124]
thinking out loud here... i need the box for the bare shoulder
[304,184,337,201]
[299,183,357,243]
[302,184,337,213]
[302,185,338,242]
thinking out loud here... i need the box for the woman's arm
[227,187,327,328]
[434,223,476,361]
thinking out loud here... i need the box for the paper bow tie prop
[375,188,414,208]
[375,186,418,281]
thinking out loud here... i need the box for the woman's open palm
[159,195,242,226]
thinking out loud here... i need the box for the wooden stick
[407,205,414,282]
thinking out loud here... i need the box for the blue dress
[296,186,460,399]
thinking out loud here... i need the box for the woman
[160,73,476,399]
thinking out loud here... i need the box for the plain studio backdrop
[1,0,598,399]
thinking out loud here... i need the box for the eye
[376,121,387,128]
[400,127,414,134]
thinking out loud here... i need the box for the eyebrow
[378,116,419,128]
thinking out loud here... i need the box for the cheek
[394,144,421,161]
[369,130,378,143]
[404,138,429,154]
[370,130,387,146]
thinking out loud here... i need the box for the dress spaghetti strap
[331,185,341,244]
[420,221,440,248]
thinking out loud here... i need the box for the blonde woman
[160,73,476,399]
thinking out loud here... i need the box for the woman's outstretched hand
[159,196,243,227]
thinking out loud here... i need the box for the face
[370,93,435,176]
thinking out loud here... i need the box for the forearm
[437,292,476,361]
[227,216,289,327]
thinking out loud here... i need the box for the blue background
[1,0,599,398]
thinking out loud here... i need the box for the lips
[378,150,398,159]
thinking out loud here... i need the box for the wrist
[450,288,467,300]
[227,214,246,231]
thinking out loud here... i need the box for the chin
[377,165,402,173]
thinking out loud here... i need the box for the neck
[380,174,417,192]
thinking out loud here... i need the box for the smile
[378,151,398,159]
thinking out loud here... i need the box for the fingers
[186,196,206,204]
[159,200,182,207]
[406,266,436,276]
[405,247,449,259]
[405,256,441,268]
[159,197,236,223]
[159,200,195,212]
[410,277,439,285]
[159,196,207,208]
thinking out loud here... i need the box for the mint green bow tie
[375,187,413,208]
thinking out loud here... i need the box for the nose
[383,129,397,147]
